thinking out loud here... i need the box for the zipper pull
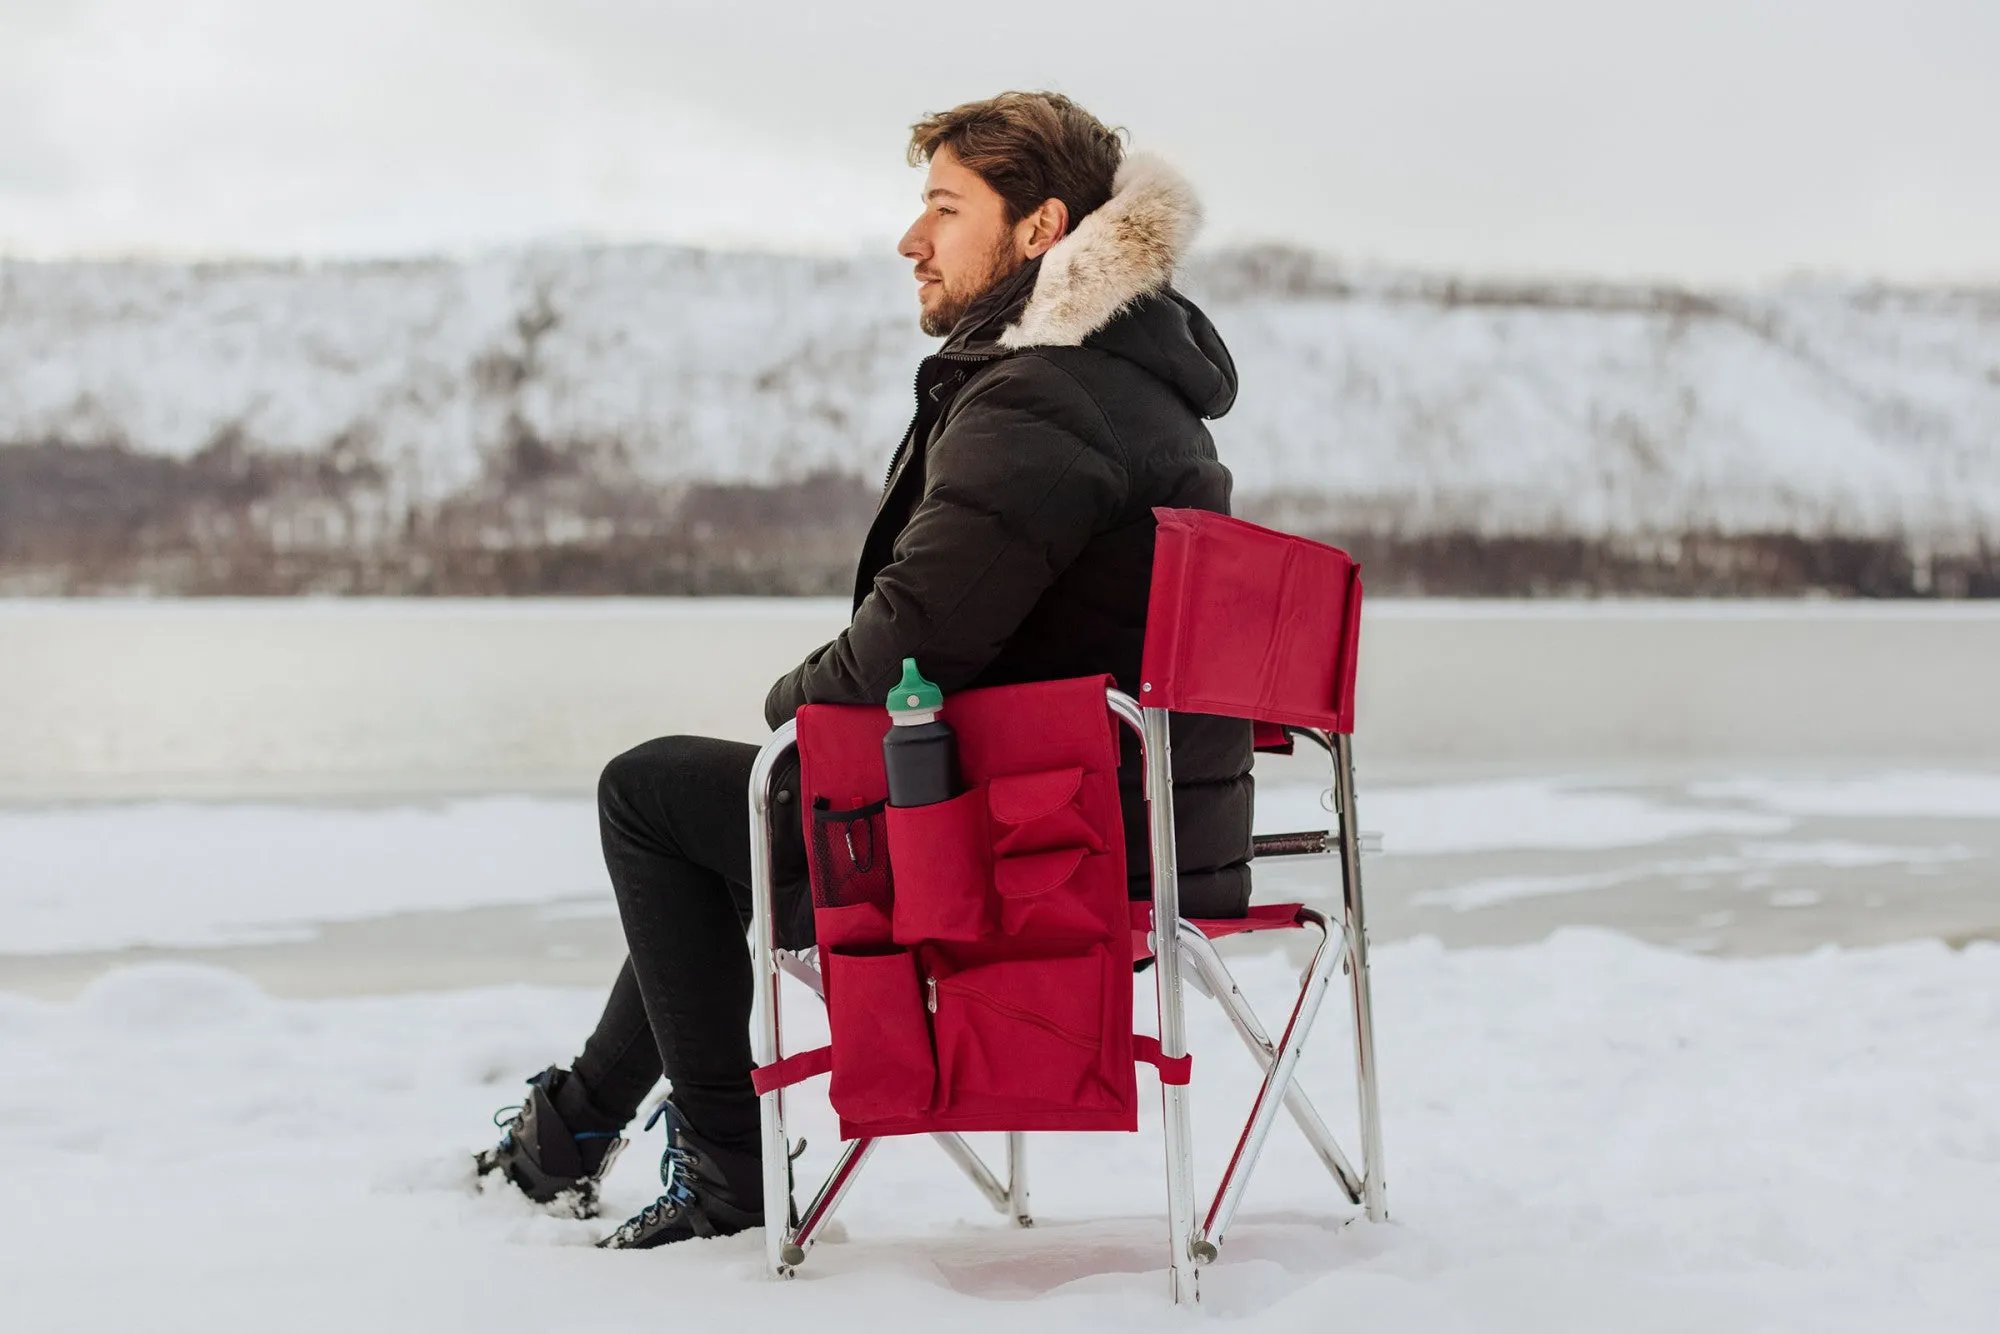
[925,976,939,1014]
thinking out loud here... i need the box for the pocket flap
[993,846,1088,899]
[987,767,1085,825]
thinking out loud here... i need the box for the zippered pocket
[929,950,1114,1111]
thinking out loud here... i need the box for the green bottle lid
[887,657,944,715]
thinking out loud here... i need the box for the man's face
[898,146,1026,338]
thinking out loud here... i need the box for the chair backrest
[788,676,1142,1139]
[1140,508,1363,735]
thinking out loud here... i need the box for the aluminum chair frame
[746,689,1386,1305]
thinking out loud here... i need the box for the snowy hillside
[2,246,1997,593]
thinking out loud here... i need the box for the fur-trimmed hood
[941,153,1237,419]
[999,152,1201,350]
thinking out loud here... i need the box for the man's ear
[1019,198,1070,259]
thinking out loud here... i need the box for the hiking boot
[475,1066,626,1219]
[596,1100,763,1249]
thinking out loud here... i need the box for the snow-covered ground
[6,248,1998,540]
[0,779,1758,954]
[16,773,1999,957]
[4,934,1995,1332]
[4,597,1995,1325]
[0,798,607,953]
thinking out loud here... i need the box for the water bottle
[883,657,959,807]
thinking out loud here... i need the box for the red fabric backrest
[1140,508,1363,734]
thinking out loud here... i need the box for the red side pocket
[994,847,1114,941]
[987,768,1106,858]
[814,900,893,952]
[932,950,1113,1111]
[826,949,935,1123]
[885,788,993,944]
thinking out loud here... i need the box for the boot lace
[489,1088,619,1169]
[623,1101,701,1231]
[489,1102,525,1149]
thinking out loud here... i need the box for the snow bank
[3,933,1995,1331]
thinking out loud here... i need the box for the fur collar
[998,153,1202,350]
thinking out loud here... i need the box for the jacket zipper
[926,973,1097,1049]
[878,351,997,500]
[876,362,927,495]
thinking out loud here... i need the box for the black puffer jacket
[765,154,1254,920]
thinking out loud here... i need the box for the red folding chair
[744,508,1387,1304]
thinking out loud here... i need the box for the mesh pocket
[810,797,894,911]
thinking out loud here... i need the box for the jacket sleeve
[764,359,1128,729]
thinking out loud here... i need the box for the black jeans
[566,735,804,1153]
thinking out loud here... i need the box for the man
[476,91,1252,1248]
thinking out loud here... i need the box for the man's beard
[920,236,1022,338]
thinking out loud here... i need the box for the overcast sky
[4,0,1997,284]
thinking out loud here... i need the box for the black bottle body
[883,719,959,807]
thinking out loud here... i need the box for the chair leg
[1005,1132,1033,1227]
[1332,732,1389,1222]
[1159,1006,1200,1296]
[1177,920,1366,1205]
[930,1132,1011,1212]
[747,722,801,1279]
[1136,704,1200,1303]
[782,1137,878,1269]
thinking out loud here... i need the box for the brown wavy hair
[908,92,1125,228]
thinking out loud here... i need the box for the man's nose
[898,220,929,262]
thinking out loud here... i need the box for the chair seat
[1130,901,1307,959]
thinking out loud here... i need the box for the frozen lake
[6,598,2000,801]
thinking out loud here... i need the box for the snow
[5,249,1998,540]
[0,778,1804,954]
[0,594,856,622]
[1356,600,2000,622]
[7,768,1994,953]
[10,596,2000,622]
[1687,772,2000,819]
[1410,839,1973,912]
[0,798,607,953]
[3,932,1995,1331]
[1254,778,1789,856]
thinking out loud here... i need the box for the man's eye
[936,207,955,216]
